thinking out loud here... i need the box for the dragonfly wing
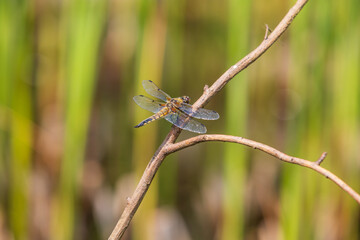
[164,111,207,134]
[133,95,165,113]
[178,103,219,120]
[142,80,171,102]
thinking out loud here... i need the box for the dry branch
[107,0,342,239]
[165,135,360,205]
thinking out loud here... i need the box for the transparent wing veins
[164,111,207,134]
[142,80,171,102]
[133,95,165,113]
[178,103,219,120]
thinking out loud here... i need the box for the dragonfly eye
[182,96,190,103]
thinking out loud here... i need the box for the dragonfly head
[181,96,190,103]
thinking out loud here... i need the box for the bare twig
[189,0,309,112]
[109,1,310,239]
[165,135,360,204]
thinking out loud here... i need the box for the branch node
[203,84,209,92]
[264,24,272,40]
[126,197,131,205]
[315,152,327,165]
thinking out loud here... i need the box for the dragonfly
[133,80,219,134]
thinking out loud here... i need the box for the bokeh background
[1,0,359,239]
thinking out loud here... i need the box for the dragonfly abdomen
[134,108,170,128]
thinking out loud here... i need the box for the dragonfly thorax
[167,96,190,112]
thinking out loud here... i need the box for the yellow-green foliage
[0,0,359,239]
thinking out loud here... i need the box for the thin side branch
[264,24,272,40]
[315,152,327,165]
[165,135,360,205]
[109,1,309,239]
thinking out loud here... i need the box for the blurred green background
[0,0,359,239]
